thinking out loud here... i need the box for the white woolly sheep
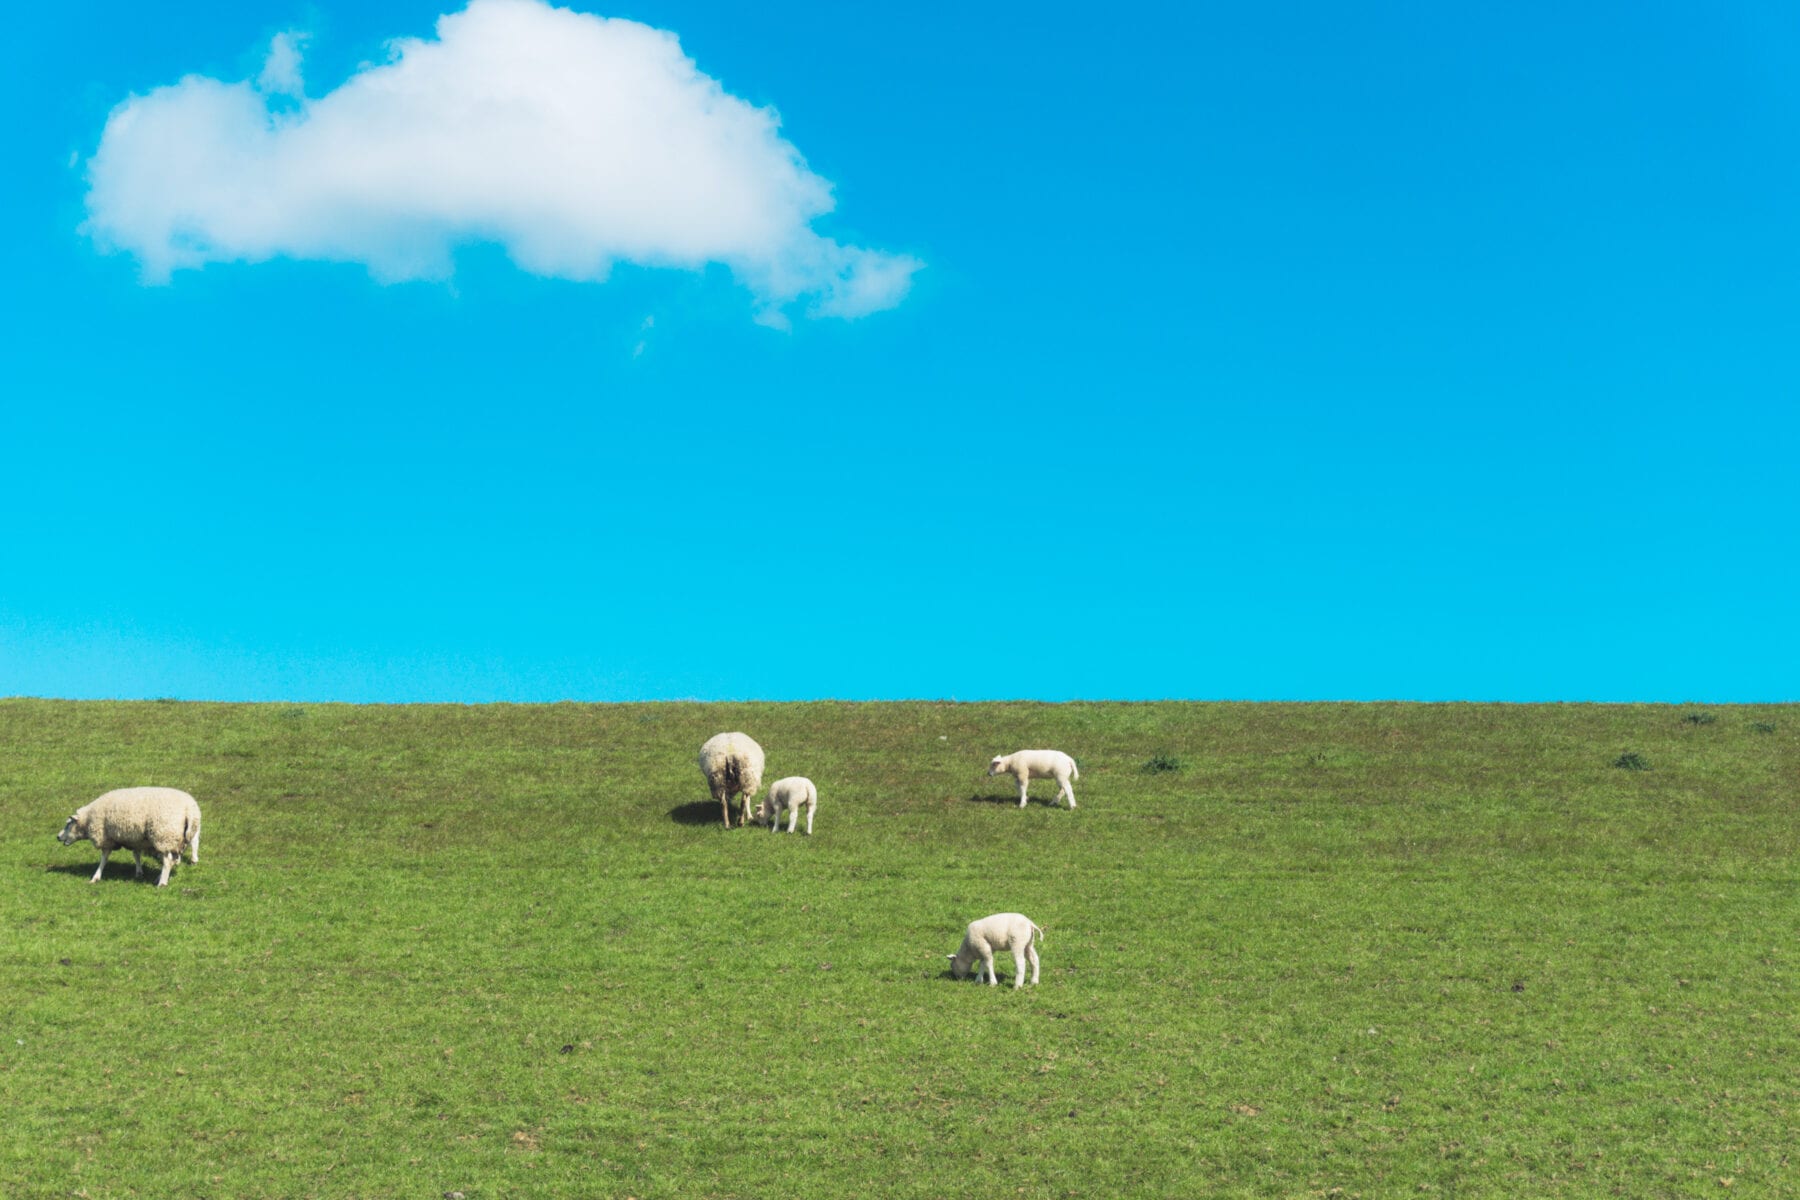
[988,749,1079,809]
[753,776,818,835]
[947,912,1044,988]
[697,732,766,827]
[56,787,202,887]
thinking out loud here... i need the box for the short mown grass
[1,700,1796,1198]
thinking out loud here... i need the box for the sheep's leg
[1012,951,1026,988]
[1060,776,1077,809]
[1026,941,1040,985]
[156,851,175,887]
[787,806,798,834]
[803,804,814,836]
[189,828,200,863]
[1017,776,1030,808]
[981,951,997,986]
[718,788,731,827]
[89,848,111,883]
[131,850,145,879]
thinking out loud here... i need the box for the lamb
[947,912,1044,988]
[56,787,202,887]
[987,749,1079,808]
[697,732,766,827]
[753,776,818,835]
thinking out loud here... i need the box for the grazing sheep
[947,912,1044,988]
[697,732,766,827]
[988,749,1079,809]
[56,787,202,887]
[178,790,202,863]
[753,776,818,835]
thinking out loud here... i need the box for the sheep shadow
[965,792,1046,807]
[668,800,726,826]
[42,861,163,883]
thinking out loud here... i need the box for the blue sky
[3,0,1796,702]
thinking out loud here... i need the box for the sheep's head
[57,813,87,845]
[947,952,974,980]
[751,799,772,823]
[986,756,1006,777]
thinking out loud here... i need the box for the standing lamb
[697,732,766,828]
[56,787,202,887]
[753,776,818,835]
[947,912,1044,988]
[988,749,1079,809]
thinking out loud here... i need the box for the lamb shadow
[965,793,1027,806]
[668,800,726,826]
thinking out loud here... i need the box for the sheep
[987,749,1079,809]
[697,732,766,827]
[947,912,1044,988]
[178,790,202,863]
[55,787,202,887]
[753,776,818,835]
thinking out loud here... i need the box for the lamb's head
[57,811,89,846]
[946,951,975,980]
[986,756,1008,777]
[751,799,772,824]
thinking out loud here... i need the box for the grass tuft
[1140,754,1184,773]
[1613,750,1651,770]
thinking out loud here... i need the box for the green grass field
[2,699,1795,1198]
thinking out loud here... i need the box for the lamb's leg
[1012,951,1026,988]
[803,803,813,836]
[1017,776,1030,808]
[1027,941,1040,985]
[189,828,200,863]
[981,951,998,986]
[89,849,111,883]
[156,851,175,887]
[787,806,798,834]
[1060,776,1077,809]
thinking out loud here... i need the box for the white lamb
[753,776,818,835]
[988,749,1079,809]
[697,732,766,827]
[56,786,202,887]
[947,912,1044,988]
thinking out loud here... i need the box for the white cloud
[257,31,308,98]
[81,0,920,320]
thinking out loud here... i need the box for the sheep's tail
[1031,921,1045,948]
[1070,759,1079,781]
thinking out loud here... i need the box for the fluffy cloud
[82,0,919,320]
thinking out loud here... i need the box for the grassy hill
[1,699,1794,1198]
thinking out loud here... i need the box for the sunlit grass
[1,699,1795,1197]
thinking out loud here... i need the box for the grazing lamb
[697,732,766,827]
[947,912,1044,988]
[56,787,202,887]
[988,749,1079,809]
[753,776,818,835]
